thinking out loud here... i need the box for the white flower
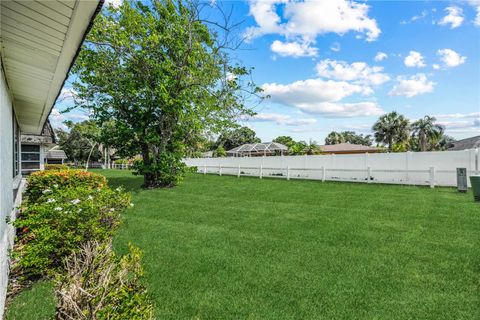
[71,199,81,205]
[47,198,56,203]
[78,209,83,213]
[54,207,63,211]
[109,208,115,212]
[115,187,123,192]
[87,195,93,200]
[130,203,134,207]
[53,184,59,188]
[42,189,52,194]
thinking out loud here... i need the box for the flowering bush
[13,185,130,278]
[25,170,106,203]
[55,241,153,320]
[44,164,70,171]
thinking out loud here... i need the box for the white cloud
[400,10,428,24]
[263,78,365,104]
[330,42,341,52]
[105,0,122,8]
[57,87,79,102]
[374,52,388,62]
[245,0,380,46]
[433,112,480,119]
[270,40,318,57]
[389,73,435,97]
[439,6,464,29]
[294,102,384,117]
[251,113,317,126]
[432,64,441,70]
[437,49,466,67]
[404,51,426,68]
[315,59,390,87]
[262,78,384,117]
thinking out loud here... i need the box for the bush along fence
[6,169,153,319]
[185,149,480,188]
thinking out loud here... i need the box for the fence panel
[184,149,479,188]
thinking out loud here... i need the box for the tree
[213,146,227,157]
[324,131,345,145]
[325,131,372,146]
[433,135,456,151]
[303,140,321,155]
[372,111,410,152]
[411,116,444,151]
[289,141,307,155]
[72,1,261,188]
[215,126,261,150]
[273,136,296,149]
[56,120,102,165]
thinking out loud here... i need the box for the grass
[5,281,55,320]
[6,170,480,319]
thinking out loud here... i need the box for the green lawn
[7,170,480,319]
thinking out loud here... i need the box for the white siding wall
[0,61,19,319]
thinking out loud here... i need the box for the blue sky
[53,0,480,143]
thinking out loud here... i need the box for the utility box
[456,168,468,193]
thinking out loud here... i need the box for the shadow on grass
[105,176,144,192]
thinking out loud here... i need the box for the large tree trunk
[141,143,157,188]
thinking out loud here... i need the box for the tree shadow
[105,176,144,193]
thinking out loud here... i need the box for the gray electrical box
[457,168,468,192]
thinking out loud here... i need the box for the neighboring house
[319,143,381,154]
[20,120,57,175]
[0,0,102,317]
[46,147,68,165]
[227,142,288,157]
[448,136,480,151]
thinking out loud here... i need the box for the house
[227,142,288,157]
[448,136,480,151]
[20,120,67,174]
[319,143,381,154]
[0,0,103,316]
[46,148,68,165]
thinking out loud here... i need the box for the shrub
[13,186,130,278]
[25,170,106,203]
[132,152,187,188]
[55,241,154,320]
[44,164,69,171]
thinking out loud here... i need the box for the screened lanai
[226,142,288,157]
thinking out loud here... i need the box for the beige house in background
[0,0,103,316]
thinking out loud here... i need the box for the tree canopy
[215,126,261,151]
[325,131,372,146]
[71,1,261,187]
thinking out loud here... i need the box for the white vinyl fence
[184,149,479,188]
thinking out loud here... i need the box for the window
[21,144,40,176]
[12,112,19,177]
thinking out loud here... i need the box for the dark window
[21,144,41,175]
[13,112,19,177]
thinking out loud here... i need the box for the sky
[52,0,480,144]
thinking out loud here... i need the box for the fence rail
[185,149,479,188]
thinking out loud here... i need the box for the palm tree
[372,111,410,152]
[411,116,444,151]
[303,140,321,155]
[325,131,345,145]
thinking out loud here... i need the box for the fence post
[367,166,371,183]
[287,166,290,180]
[406,151,411,183]
[203,164,207,175]
[322,166,326,182]
[237,164,241,178]
[219,165,222,176]
[429,166,435,189]
[259,164,263,179]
